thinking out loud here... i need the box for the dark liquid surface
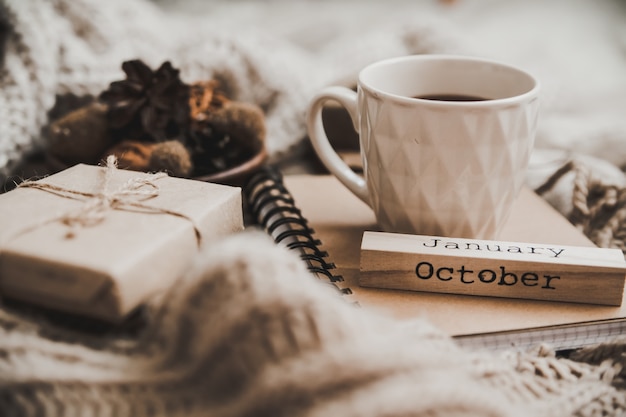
[415,94,489,102]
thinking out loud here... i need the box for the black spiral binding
[244,166,352,296]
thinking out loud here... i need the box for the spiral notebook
[244,167,352,297]
[244,166,626,352]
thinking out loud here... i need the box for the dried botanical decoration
[189,80,227,121]
[99,60,190,142]
[46,101,114,165]
[107,139,192,177]
[45,59,266,182]
[186,80,226,156]
[185,81,265,176]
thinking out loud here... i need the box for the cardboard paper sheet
[283,174,626,338]
[0,164,244,322]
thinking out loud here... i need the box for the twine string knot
[16,155,201,245]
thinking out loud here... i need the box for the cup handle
[306,86,370,205]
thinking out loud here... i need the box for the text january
[422,238,565,258]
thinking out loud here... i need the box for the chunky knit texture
[2,1,626,416]
[0,0,469,185]
[0,0,307,181]
[0,232,625,417]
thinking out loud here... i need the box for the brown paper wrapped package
[0,163,243,322]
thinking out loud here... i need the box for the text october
[415,261,560,290]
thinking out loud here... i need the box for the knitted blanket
[1,231,625,417]
[2,0,626,415]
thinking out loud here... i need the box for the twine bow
[17,156,202,246]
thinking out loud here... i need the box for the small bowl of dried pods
[45,60,267,186]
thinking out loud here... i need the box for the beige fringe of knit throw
[537,158,626,253]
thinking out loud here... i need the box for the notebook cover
[283,174,626,337]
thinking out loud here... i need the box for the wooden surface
[360,231,626,306]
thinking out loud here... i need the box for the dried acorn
[106,139,192,177]
[46,101,115,165]
[106,140,153,171]
[149,140,193,177]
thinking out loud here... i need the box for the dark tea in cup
[415,94,489,101]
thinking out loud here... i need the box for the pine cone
[99,60,190,142]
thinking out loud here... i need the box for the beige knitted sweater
[2,1,626,416]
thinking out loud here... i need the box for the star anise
[99,60,190,142]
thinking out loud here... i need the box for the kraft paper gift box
[0,161,244,322]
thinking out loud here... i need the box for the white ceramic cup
[307,54,540,239]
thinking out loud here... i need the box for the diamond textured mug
[307,54,540,239]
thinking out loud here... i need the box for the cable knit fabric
[0,0,316,182]
[2,1,626,416]
[0,0,476,184]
